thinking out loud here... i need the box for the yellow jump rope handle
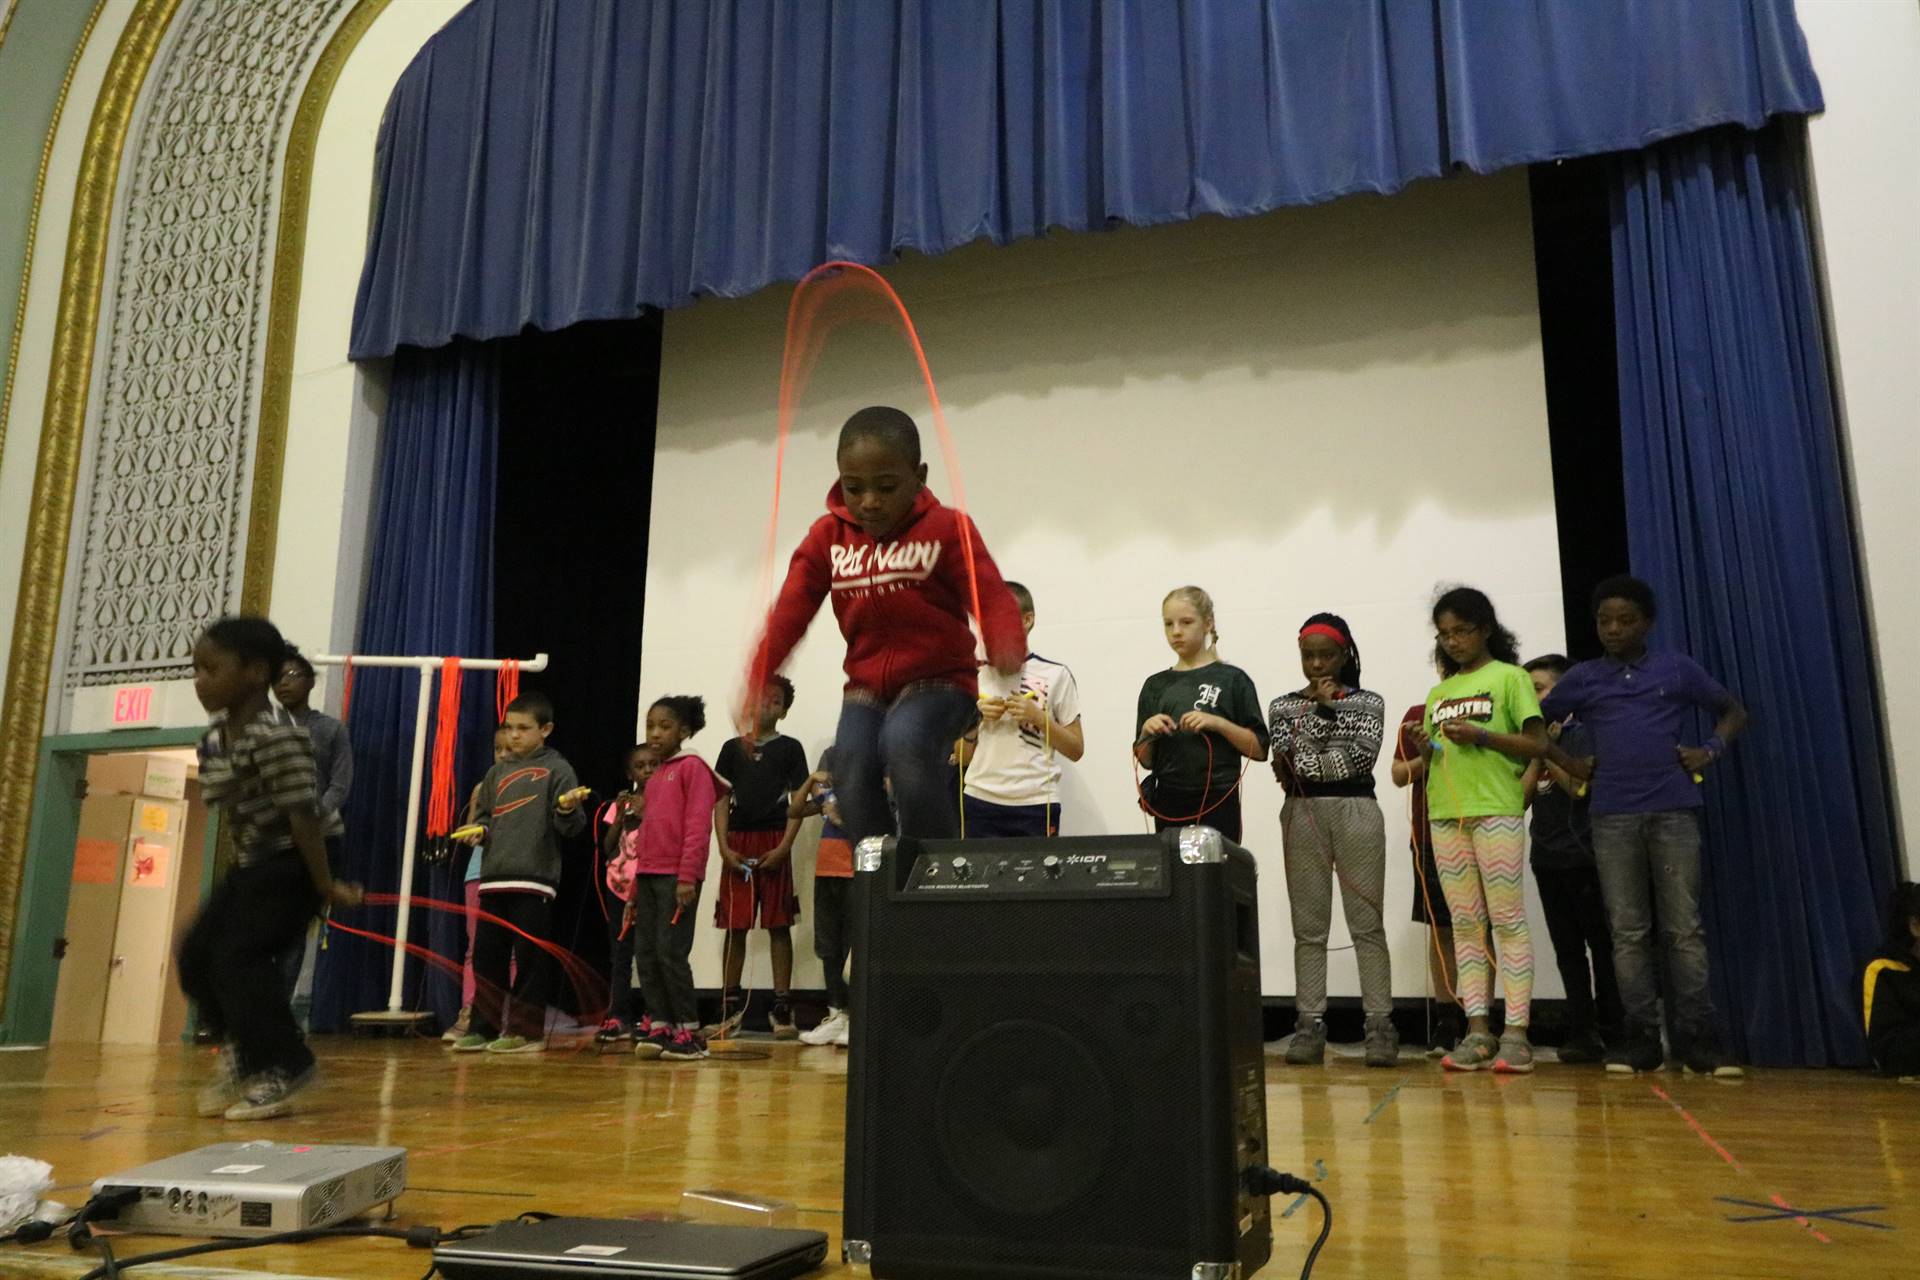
[449,824,486,842]
[960,690,1055,838]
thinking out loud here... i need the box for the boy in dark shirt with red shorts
[713,675,810,1038]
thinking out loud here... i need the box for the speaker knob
[1043,855,1062,879]
[951,857,972,883]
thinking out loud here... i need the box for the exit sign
[112,685,155,725]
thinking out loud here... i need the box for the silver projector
[91,1141,406,1238]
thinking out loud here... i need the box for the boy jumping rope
[747,406,1025,844]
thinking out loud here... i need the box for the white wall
[1797,0,1920,870]
[0,0,136,727]
[2,0,462,731]
[267,0,467,700]
[644,170,1568,998]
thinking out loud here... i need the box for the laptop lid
[433,1217,829,1280]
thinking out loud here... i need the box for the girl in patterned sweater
[1269,613,1395,1068]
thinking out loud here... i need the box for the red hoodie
[752,484,1026,703]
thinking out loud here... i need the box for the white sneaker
[800,1009,846,1046]
[832,1015,851,1048]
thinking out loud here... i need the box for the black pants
[1149,784,1242,845]
[177,856,319,1080]
[471,890,552,1040]
[605,906,642,1023]
[813,875,853,1008]
[1876,1025,1920,1078]
[631,875,701,1027]
[1535,863,1624,1037]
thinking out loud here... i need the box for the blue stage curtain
[311,342,501,1032]
[349,0,1822,358]
[1610,124,1899,1068]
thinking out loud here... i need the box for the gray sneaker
[1442,1030,1499,1072]
[224,1064,316,1121]
[1492,1031,1534,1074]
[1363,1016,1399,1068]
[195,1045,241,1117]
[1285,1018,1327,1066]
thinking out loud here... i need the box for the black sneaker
[633,1019,673,1060]
[770,1000,798,1041]
[593,1017,631,1044]
[1558,1027,1606,1065]
[1605,1030,1664,1076]
[661,1028,709,1061]
[1679,1032,1744,1079]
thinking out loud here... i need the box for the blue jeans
[962,794,1060,838]
[834,685,977,842]
[1590,811,1713,1040]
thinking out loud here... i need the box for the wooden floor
[4,1035,1913,1279]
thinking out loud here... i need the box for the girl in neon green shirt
[1410,587,1547,1073]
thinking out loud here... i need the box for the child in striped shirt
[181,617,362,1121]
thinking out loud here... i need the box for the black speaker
[843,827,1271,1280]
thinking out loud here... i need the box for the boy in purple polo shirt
[1541,575,1748,1078]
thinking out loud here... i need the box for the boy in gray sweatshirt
[448,691,588,1054]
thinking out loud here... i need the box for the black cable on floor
[1241,1164,1335,1280]
[1295,1184,1332,1280]
[74,1224,432,1280]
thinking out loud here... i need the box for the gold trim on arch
[241,0,395,613]
[0,0,181,1020]
[0,0,392,1020]
[0,0,110,503]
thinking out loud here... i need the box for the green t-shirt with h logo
[1422,661,1542,819]
[1136,662,1268,792]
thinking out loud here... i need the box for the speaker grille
[867,975,1197,1264]
[847,836,1268,1280]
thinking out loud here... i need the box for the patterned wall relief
[65,0,348,688]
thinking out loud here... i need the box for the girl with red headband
[1134,586,1268,843]
[1268,613,1395,1068]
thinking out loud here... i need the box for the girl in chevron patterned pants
[1430,815,1533,1054]
[1416,585,1547,1074]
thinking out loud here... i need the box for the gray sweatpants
[1281,795,1392,1019]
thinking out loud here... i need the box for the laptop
[432,1217,829,1279]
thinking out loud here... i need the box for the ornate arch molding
[0,0,391,1015]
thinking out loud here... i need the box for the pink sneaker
[661,1029,709,1061]
[633,1021,673,1060]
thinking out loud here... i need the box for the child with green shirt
[1411,587,1547,1073]
[1134,586,1268,844]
